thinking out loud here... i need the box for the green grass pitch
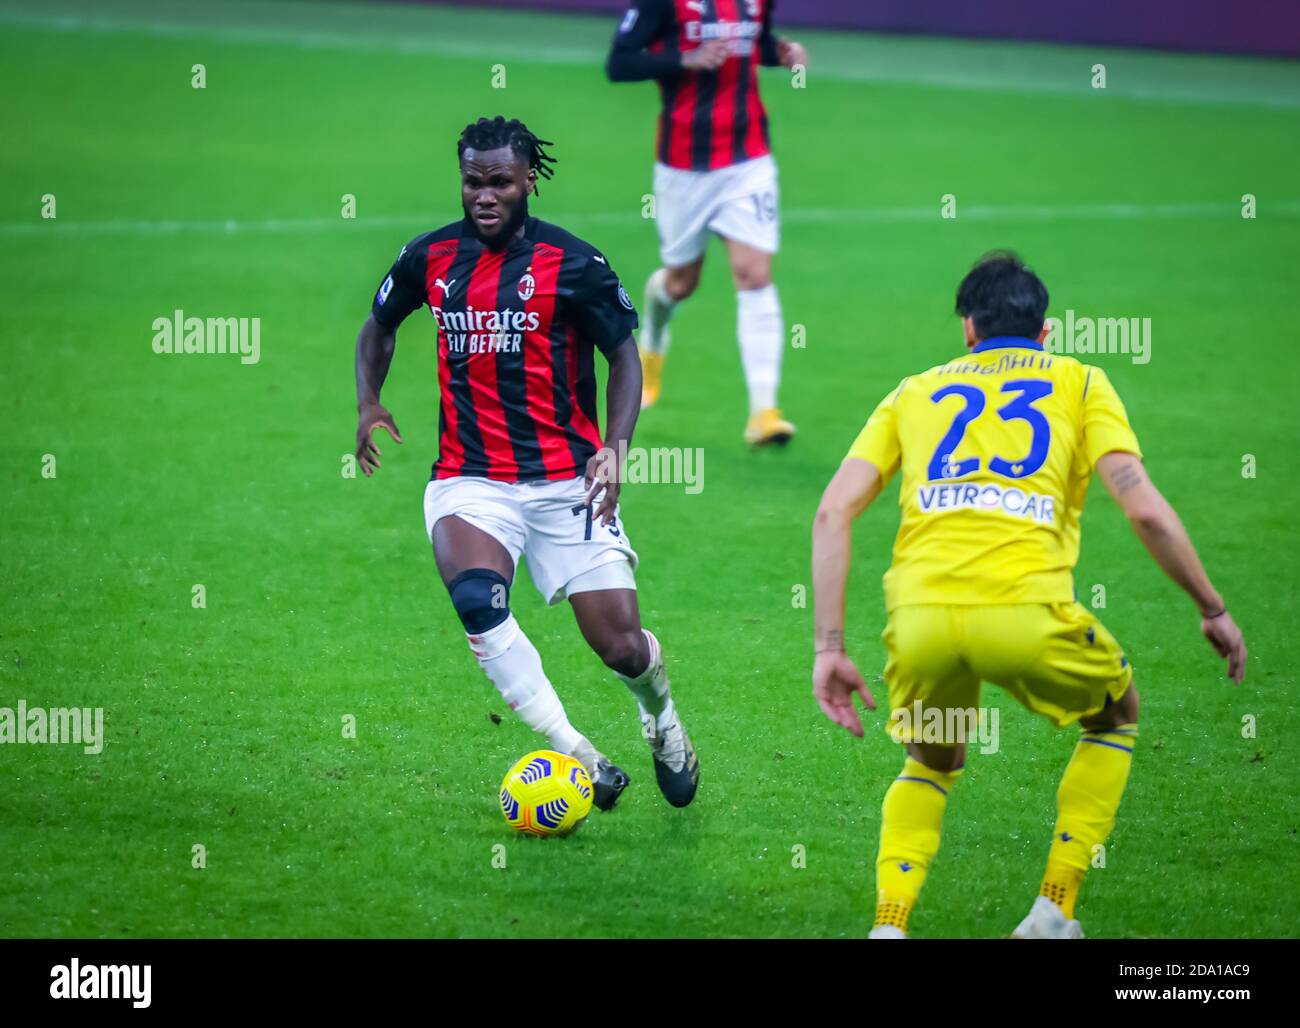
[1,0,1297,938]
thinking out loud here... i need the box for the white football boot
[640,708,699,808]
[1011,896,1085,939]
[631,631,699,807]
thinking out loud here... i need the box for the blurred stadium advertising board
[433,0,1300,58]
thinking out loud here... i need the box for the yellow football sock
[1041,723,1138,919]
[874,756,963,933]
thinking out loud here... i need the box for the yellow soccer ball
[499,750,594,837]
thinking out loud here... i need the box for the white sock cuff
[647,268,672,306]
[616,629,661,686]
[467,614,519,661]
[737,283,780,316]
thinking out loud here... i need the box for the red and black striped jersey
[371,217,638,483]
[607,0,782,172]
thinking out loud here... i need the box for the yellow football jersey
[848,337,1141,609]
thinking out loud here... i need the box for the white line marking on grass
[3,202,1297,239]
[819,68,1300,111]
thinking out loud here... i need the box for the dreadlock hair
[457,116,557,194]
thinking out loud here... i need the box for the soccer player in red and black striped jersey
[607,0,807,446]
[353,117,699,810]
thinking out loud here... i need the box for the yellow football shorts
[882,602,1133,741]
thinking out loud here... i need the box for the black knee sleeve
[447,569,511,635]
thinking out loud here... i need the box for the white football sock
[642,268,678,356]
[737,283,783,414]
[468,615,589,758]
[615,629,675,728]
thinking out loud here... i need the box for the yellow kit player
[810,252,1247,938]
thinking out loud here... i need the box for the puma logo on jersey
[686,0,709,15]
[435,277,457,297]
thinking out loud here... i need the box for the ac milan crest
[518,273,536,301]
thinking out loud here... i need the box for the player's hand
[812,649,876,737]
[1201,609,1247,684]
[584,446,621,526]
[356,402,402,477]
[682,40,728,72]
[777,40,807,69]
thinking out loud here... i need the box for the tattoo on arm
[818,630,844,653]
[1110,462,1144,495]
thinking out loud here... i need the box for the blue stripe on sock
[1080,737,1134,754]
[895,775,948,797]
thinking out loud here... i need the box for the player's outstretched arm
[1096,451,1247,683]
[354,314,403,478]
[585,335,640,524]
[810,457,884,735]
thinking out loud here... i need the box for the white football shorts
[653,154,780,268]
[423,475,638,604]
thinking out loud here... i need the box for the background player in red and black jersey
[607,0,807,446]
[352,117,699,810]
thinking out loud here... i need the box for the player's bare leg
[725,238,793,446]
[870,739,966,939]
[431,515,610,793]
[1015,682,1141,939]
[640,258,703,408]
[569,587,700,807]
[432,514,514,582]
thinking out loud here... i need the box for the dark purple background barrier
[444,0,1300,59]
